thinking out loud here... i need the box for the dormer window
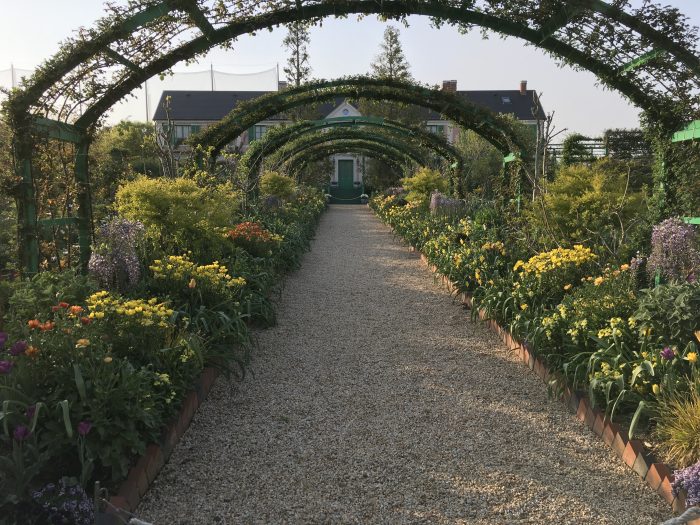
[501,96,512,104]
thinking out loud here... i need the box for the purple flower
[0,360,13,374]
[674,461,700,506]
[13,425,31,441]
[77,421,92,436]
[661,346,675,360]
[25,404,36,420]
[647,217,700,283]
[9,340,27,356]
[88,218,145,292]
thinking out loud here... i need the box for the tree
[361,26,419,123]
[370,26,413,81]
[283,21,312,88]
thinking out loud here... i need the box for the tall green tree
[370,26,413,81]
[283,21,312,87]
[361,26,420,124]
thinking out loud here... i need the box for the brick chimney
[520,80,527,95]
[442,80,457,93]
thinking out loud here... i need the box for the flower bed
[0,181,325,523]
[371,193,700,514]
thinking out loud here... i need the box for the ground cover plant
[0,176,325,523]
[371,159,700,499]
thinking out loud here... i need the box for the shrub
[401,167,448,203]
[655,385,700,468]
[525,159,649,261]
[115,176,239,258]
[226,221,280,258]
[259,171,296,201]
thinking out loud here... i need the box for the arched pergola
[190,77,524,158]
[282,139,424,178]
[287,145,410,180]
[235,116,466,183]
[264,128,433,170]
[5,0,699,272]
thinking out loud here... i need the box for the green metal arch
[238,116,466,180]
[282,140,421,178]
[268,128,433,171]
[12,0,696,129]
[189,77,522,156]
[288,146,408,180]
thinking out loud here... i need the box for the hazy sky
[1,1,699,136]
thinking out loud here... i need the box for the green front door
[338,160,354,190]
[329,159,362,203]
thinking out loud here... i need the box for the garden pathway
[138,205,670,524]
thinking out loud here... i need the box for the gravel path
[138,205,671,524]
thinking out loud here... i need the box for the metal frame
[8,0,700,273]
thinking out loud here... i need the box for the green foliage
[115,176,240,259]
[454,129,504,199]
[89,121,160,216]
[259,171,296,201]
[401,167,448,203]
[525,159,650,261]
[561,133,596,166]
[654,375,700,468]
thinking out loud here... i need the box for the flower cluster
[31,478,95,525]
[514,245,597,277]
[226,221,274,243]
[150,254,245,289]
[673,461,700,506]
[86,291,173,327]
[647,217,700,283]
[88,218,145,292]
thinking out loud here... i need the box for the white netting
[0,64,278,123]
[111,64,279,123]
[0,67,34,92]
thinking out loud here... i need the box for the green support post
[74,139,93,272]
[18,151,39,274]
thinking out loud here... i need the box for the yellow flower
[188,278,197,289]
[520,304,528,311]
[563,284,572,291]
[104,356,113,364]
[687,352,698,364]
[652,384,660,395]
[75,338,90,348]
[594,276,604,286]
[695,330,700,343]
[620,264,630,271]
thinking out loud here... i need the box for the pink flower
[13,425,30,441]
[77,421,92,436]
[661,347,675,360]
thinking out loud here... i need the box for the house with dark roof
[152,80,545,199]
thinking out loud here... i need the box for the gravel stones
[137,205,670,524]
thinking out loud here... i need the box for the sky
[1,1,699,137]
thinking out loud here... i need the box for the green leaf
[628,400,647,440]
[58,400,73,439]
[74,364,87,402]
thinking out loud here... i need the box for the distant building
[153,80,545,201]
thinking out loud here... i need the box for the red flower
[58,302,70,309]
[80,317,92,326]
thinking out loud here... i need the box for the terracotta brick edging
[408,242,692,516]
[107,366,221,515]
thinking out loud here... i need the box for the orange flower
[25,345,39,358]
[39,321,55,332]
[80,317,92,326]
[27,319,41,329]
[69,306,84,316]
[75,338,90,348]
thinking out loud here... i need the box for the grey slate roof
[153,89,545,122]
